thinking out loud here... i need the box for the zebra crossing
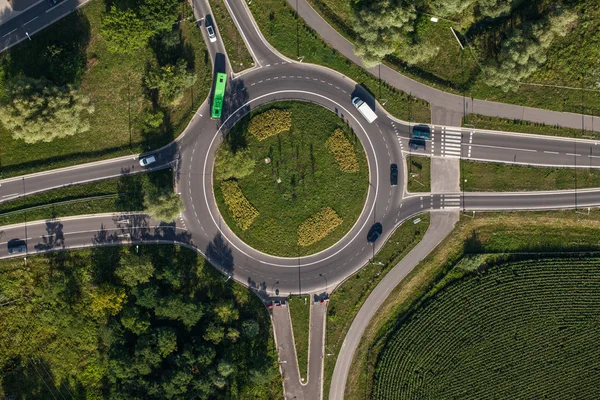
[441,194,461,209]
[441,128,463,158]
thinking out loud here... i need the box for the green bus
[211,72,227,119]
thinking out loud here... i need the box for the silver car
[207,26,217,43]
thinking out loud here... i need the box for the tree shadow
[34,220,65,251]
[115,168,145,212]
[1,357,87,399]
[205,232,234,276]
[220,78,251,153]
[1,11,91,87]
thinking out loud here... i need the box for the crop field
[371,256,600,400]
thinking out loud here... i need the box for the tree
[214,147,256,181]
[115,252,155,287]
[139,0,179,35]
[0,76,94,144]
[120,305,151,335]
[485,9,578,92]
[241,320,259,338]
[156,327,178,357]
[101,6,153,55]
[396,41,440,66]
[87,285,127,320]
[203,323,225,345]
[478,0,512,18]
[144,58,197,107]
[217,360,235,377]
[144,191,184,222]
[352,0,416,67]
[214,300,239,324]
[430,0,476,17]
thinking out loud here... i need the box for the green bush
[325,129,359,172]
[220,181,259,230]
[247,109,292,141]
[298,207,343,246]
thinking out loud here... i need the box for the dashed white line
[544,151,559,154]
[566,153,581,157]
[24,16,38,25]
[3,29,16,37]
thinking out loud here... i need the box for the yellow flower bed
[325,129,359,172]
[298,207,343,247]
[220,181,259,230]
[248,109,292,141]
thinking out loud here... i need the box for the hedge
[220,181,259,230]
[325,129,359,172]
[298,207,343,246]
[248,109,292,141]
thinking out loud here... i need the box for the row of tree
[351,0,577,91]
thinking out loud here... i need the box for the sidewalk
[0,0,42,25]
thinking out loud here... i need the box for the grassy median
[323,214,429,397]
[210,0,254,73]
[406,155,431,192]
[345,209,600,399]
[463,114,595,139]
[289,295,311,382]
[461,161,600,192]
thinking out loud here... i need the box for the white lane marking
[24,16,38,25]
[2,193,19,198]
[544,151,559,154]
[3,29,17,38]
[566,153,581,157]
[470,143,537,152]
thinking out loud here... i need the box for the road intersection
[1,0,600,399]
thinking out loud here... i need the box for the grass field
[0,170,171,226]
[210,0,254,73]
[463,114,596,139]
[305,0,600,120]
[323,214,429,397]
[247,0,431,123]
[461,161,600,192]
[406,156,430,192]
[213,101,369,256]
[288,295,310,382]
[372,255,600,400]
[345,209,600,399]
[0,0,212,178]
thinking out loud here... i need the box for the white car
[207,26,217,43]
[139,155,156,167]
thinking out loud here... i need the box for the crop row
[247,108,292,141]
[325,129,359,173]
[297,207,343,246]
[371,257,600,400]
[220,180,259,231]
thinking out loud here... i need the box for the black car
[367,223,383,243]
[409,138,426,151]
[390,164,398,186]
[7,239,26,255]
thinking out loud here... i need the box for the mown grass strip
[406,155,430,192]
[461,161,600,192]
[288,295,310,382]
[220,180,259,230]
[326,129,359,172]
[297,207,343,246]
[323,214,429,397]
[248,0,431,123]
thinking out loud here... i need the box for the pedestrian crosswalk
[441,194,461,209]
[441,128,462,158]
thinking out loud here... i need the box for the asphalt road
[2,2,600,400]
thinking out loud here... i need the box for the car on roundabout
[367,223,383,243]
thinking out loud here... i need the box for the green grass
[345,209,600,399]
[304,0,600,119]
[461,161,600,192]
[463,114,596,139]
[288,295,310,382]
[248,0,431,123]
[406,155,430,192]
[214,101,369,256]
[323,214,429,398]
[372,256,600,400]
[0,170,171,226]
[210,0,254,73]
[0,0,211,178]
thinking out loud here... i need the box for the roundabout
[212,101,369,257]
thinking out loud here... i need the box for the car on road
[412,124,431,139]
[206,25,217,43]
[139,155,156,167]
[409,138,426,151]
[367,223,383,243]
[7,239,26,255]
[390,164,398,186]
